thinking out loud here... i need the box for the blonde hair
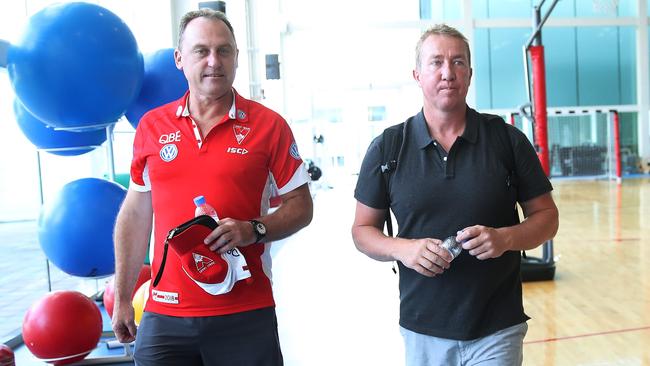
[415,24,471,69]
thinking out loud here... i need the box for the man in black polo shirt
[352,24,559,365]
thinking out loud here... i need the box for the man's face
[174,17,238,100]
[413,34,472,113]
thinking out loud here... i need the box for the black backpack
[379,113,517,237]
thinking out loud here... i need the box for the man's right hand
[111,301,137,343]
[393,238,452,277]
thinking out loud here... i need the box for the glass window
[473,28,493,108]
[577,27,621,105]
[545,28,579,107]
[420,0,462,20]
[474,27,532,109]
[368,106,387,121]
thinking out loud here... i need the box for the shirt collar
[411,105,479,149]
[175,89,245,122]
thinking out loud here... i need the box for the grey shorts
[400,322,528,366]
[134,307,283,366]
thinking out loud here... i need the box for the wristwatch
[250,220,267,243]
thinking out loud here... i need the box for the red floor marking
[572,237,640,243]
[524,326,650,344]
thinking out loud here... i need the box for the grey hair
[177,9,235,50]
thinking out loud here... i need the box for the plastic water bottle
[440,236,463,260]
[194,195,219,221]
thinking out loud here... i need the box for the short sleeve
[268,117,310,195]
[354,135,389,209]
[509,125,553,202]
[129,118,151,192]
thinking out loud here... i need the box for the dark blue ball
[38,178,127,278]
[13,99,107,156]
[125,48,188,129]
[7,2,144,129]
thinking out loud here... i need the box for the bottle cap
[441,236,463,259]
[193,195,206,206]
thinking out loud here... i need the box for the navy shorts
[134,307,283,366]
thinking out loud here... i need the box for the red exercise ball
[22,291,102,365]
[0,343,15,366]
[104,264,151,318]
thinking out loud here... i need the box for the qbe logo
[160,144,178,162]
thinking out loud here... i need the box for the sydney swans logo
[233,125,250,145]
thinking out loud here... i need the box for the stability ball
[38,178,126,277]
[6,2,143,129]
[103,264,151,319]
[125,48,188,129]
[0,343,15,366]
[13,99,108,156]
[23,291,102,365]
[132,279,151,326]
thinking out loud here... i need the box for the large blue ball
[7,2,144,130]
[38,178,127,278]
[13,99,108,156]
[125,48,188,129]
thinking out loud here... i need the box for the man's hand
[457,225,509,260]
[204,218,256,254]
[394,238,453,277]
[111,301,137,343]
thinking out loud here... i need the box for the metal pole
[105,124,116,181]
[36,150,52,292]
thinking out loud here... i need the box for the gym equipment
[132,280,151,326]
[6,2,143,130]
[521,241,556,282]
[125,48,188,129]
[103,264,151,318]
[0,343,14,366]
[519,0,559,282]
[22,291,102,365]
[13,99,107,156]
[38,178,126,277]
[307,160,322,181]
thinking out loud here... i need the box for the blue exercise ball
[6,2,144,130]
[38,178,127,277]
[125,48,188,129]
[13,99,107,156]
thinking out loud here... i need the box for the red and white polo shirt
[130,89,309,316]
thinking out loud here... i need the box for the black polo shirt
[354,106,552,340]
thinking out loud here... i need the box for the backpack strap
[380,122,407,237]
[483,113,519,197]
[483,115,524,256]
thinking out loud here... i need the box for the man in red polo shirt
[111,9,313,366]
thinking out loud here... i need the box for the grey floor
[0,220,107,340]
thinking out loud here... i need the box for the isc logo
[227,147,248,155]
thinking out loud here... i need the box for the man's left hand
[457,226,510,260]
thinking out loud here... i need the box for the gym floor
[2,175,650,365]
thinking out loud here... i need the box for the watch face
[255,222,267,235]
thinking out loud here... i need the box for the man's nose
[441,62,456,81]
[207,51,220,67]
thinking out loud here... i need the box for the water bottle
[440,236,463,260]
[194,195,219,222]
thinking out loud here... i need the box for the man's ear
[174,48,183,70]
[413,68,421,86]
